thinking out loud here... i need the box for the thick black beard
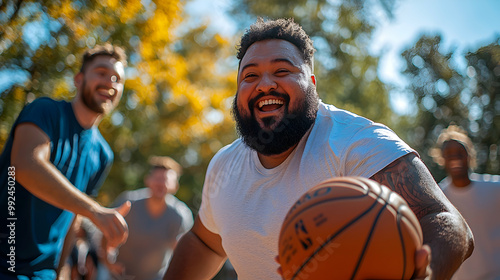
[81,78,105,114]
[232,85,319,156]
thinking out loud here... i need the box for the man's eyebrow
[239,63,257,74]
[93,63,114,70]
[239,58,298,74]
[272,58,297,67]
[92,63,122,78]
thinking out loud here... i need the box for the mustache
[248,91,289,109]
[95,85,112,90]
[95,85,116,96]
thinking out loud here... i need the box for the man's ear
[311,74,316,86]
[74,72,83,89]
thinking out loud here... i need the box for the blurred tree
[398,35,468,180]
[465,43,500,175]
[0,0,237,209]
[227,0,398,126]
[399,35,500,180]
[139,24,238,211]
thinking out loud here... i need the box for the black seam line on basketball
[350,198,390,280]
[282,193,368,232]
[282,182,369,231]
[290,190,383,280]
[396,204,407,280]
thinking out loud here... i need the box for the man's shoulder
[317,101,375,128]
[217,138,246,154]
[117,188,151,203]
[13,97,72,139]
[438,177,452,190]
[165,195,194,229]
[27,97,67,110]
[313,102,384,144]
[30,96,61,105]
[209,138,248,166]
[21,97,67,117]
[166,194,192,214]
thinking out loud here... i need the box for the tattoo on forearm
[370,154,442,220]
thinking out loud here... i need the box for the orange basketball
[278,177,423,280]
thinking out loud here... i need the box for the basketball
[278,177,423,280]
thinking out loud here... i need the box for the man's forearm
[11,123,102,219]
[164,231,226,279]
[370,153,474,279]
[57,216,79,276]
[14,157,102,218]
[11,123,129,250]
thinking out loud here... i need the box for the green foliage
[399,35,500,180]
[465,42,500,174]
[0,0,237,210]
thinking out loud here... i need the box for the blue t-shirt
[0,98,113,279]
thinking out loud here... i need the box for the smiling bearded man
[164,18,473,280]
[232,84,318,155]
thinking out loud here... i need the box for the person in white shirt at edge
[430,124,500,280]
[164,18,474,280]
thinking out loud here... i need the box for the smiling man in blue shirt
[0,43,131,279]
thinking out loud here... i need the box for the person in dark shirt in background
[0,43,131,279]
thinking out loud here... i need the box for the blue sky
[372,0,500,86]
[372,0,500,114]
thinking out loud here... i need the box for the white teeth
[258,99,284,108]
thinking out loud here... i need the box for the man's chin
[101,106,113,115]
[257,115,284,130]
[258,124,278,133]
[151,192,167,200]
[96,102,115,115]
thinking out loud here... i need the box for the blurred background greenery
[1,0,499,216]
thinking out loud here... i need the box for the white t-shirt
[199,102,414,279]
[440,174,500,280]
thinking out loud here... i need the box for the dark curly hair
[236,18,315,70]
[80,43,127,73]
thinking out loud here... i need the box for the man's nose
[256,73,277,93]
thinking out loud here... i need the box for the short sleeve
[342,124,415,178]
[15,97,61,141]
